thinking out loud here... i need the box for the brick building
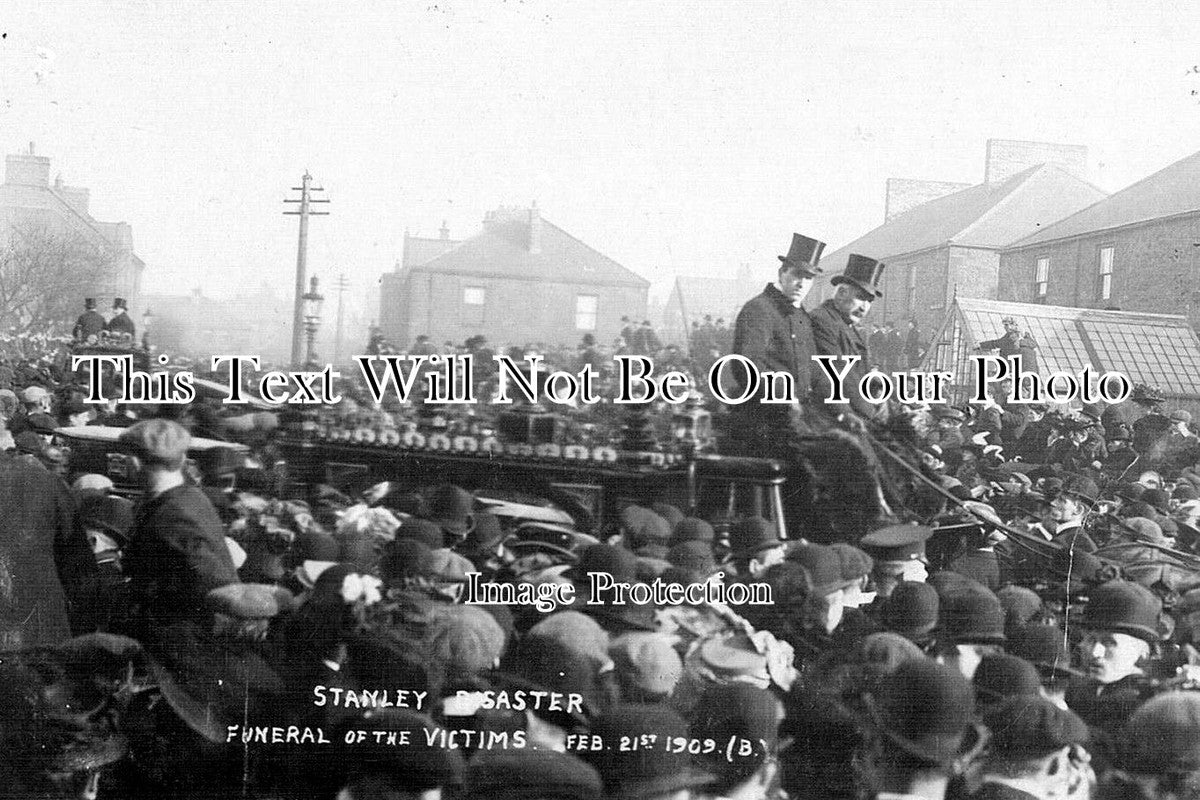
[808,161,1106,333]
[0,143,145,313]
[379,205,648,349]
[998,149,1200,325]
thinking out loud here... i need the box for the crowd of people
[7,261,1200,800]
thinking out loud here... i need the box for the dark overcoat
[809,299,876,419]
[124,484,238,628]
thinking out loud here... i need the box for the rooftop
[1011,148,1200,247]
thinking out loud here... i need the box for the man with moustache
[726,232,825,455]
[810,254,887,423]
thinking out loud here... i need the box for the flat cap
[984,696,1088,758]
[205,583,294,618]
[1119,691,1200,775]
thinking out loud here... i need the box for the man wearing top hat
[727,232,825,453]
[105,297,136,338]
[810,253,887,422]
[72,298,106,343]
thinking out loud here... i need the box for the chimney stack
[528,201,542,254]
[5,146,51,187]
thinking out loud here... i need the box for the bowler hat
[830,253,885,299]
[496,636,603,723]
[777,232,826,275]
[938,583,1006,645]
[996,585,1042,629]
[112,297,127,310]
[466,749,602,800]
[883,582,940,644]
[427,483,476,537]
[1007,623,1086,679]
[691,684,781,786]
[984,696,1089,759]
[868,658,977,767]
[585,704,715,799]
[1082,580,1162,643]
[667,540,717,579]
[972,654,1041,706]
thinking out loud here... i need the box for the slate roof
[402,234,461,268]
[923,297,1200,400]
[816,164,1108,274]
[409,212,648,288]
[1011,148,1200,248]
[0,183,145,269]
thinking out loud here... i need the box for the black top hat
[831,254,885,298]
[112,297,127,310]
[84,297,96,309]
[778,233,826,275]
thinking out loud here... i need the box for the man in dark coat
[809,253,886,422]
[727,233,825,454]
[978,315,1039,375]
[119,419,239,633]
[904,318,924,368]
[72,297,106,343]
[0,452,98,650]
[105,297,136,338]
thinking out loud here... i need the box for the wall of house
[999,214,1200,321]
[865,247,948,333]
[382,270,647,350]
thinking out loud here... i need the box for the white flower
[340,573,384,606]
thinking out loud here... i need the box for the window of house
[1034,257,1049,299]
[1098,246,1114,301]
[575,294,598,330]
[463,286,485,324]
[906,265,917,311]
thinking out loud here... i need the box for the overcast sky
[3,0,1200,305]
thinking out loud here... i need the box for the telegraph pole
[333,273,349,365]
[284,172,330,367]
